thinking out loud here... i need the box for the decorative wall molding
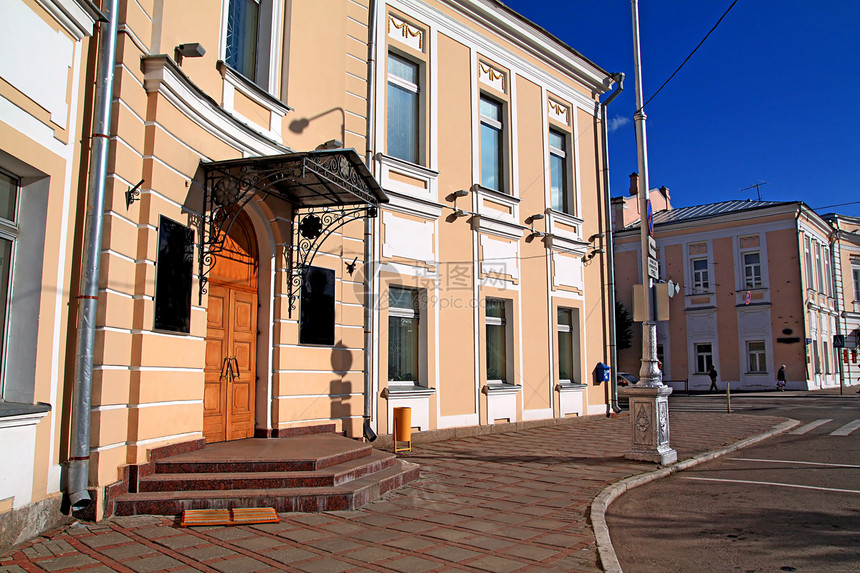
[478,61,506,93]
[388,13,424,51]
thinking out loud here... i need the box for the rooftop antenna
[740,181,768,201]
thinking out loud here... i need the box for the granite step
[137,449,397,492]
[152,433,373,474]
[113,459,420,516]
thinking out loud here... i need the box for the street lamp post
[621,0,677,465]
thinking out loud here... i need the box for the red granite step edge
[137,450,398,492]
[112,460,420,516]
[153,438,374,474]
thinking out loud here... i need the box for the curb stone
[590,418,800,573]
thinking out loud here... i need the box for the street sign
[833,334,845,348]
[648,236,657,258]
[647,257,659,279]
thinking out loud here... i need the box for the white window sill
[483,383,522,395]
[383,385,436,399]
[376,154,441,219]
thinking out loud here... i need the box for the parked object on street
[617,372,639,387]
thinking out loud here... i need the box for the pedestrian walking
[708,365,718,392]
[777,364,786,391]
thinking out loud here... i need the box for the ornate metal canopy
[200,149,387,310]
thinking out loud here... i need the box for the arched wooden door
[203,211,259,443]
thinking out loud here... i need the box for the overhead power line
[639,0,739,112]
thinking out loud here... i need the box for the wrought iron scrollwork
[287,204,378,317]
[198,151,383,306]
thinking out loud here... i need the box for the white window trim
[746,340,767,374]
[695,343,713,374]
[479,94,507,194]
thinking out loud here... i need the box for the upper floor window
[815,241,824,293]
[853,267,860,301]
[485,299,508,383]
[480,96,505,192]
[224,0,275,90]
[823,247,832,296]
[387,53,420,164]
[743,252,761,288]
[804,237,814,289]
[692,258,709,293]
[549,130,572,214]
[388,287,420,385]
[226,0,260,80]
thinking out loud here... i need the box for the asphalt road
[607,389,860,573]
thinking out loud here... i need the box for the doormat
[180,507,280,527]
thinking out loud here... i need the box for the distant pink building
[612,176,859,391]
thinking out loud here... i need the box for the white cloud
[608,115,631,133]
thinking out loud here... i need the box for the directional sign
[648,236,657,259]
[647,257,659,279]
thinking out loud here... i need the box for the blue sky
[500,1,860,218]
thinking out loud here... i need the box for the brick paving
[0,412,786,572]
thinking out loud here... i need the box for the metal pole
[67,0,119,510]
[631,0,661,388]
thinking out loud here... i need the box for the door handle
[231,357,240,380]
[219,357,231,381]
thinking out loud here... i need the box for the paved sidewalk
[0,412,788,573]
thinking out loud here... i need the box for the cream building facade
[1,0,620,541]
[613,186,858,392]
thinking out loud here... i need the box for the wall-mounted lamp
[174,43,206,66]
[526,213,545,224]
[317,139,343,150]
[582,247,605,262]
[588,232,605,243]
[453,209,470,218]
[451,189,469,199]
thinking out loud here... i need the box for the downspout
[362,0,379,441]
[600,73,624,415]
[67,0,119,509]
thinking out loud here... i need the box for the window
[823,341,830,374]
[480,96,505,192]
[815,242,824,294]
[154,217,194,333]
[853,267,860,301]
[804,237,814,289]
[747,340,766,373]
[226,0,260,80]
[557,308,577,382]
[485,299,507,382]
[549,130,571,213]
[224,0,275,89]
[299,266,335,345]
[823,247,832,296]
[387,53,420,164]
[743,252,761,288]
[695,343,713,374]
[692,258,709,293]
[388,287,419,385]
[0,170,17,395]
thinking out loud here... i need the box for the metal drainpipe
[362,0,379,441]
[67,0,120,510]
[600,73,624,415]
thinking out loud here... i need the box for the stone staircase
[111,432,419,516]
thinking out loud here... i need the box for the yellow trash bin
[393,407,412,453]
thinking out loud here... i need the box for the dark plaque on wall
[154,216,194,333]
[300,266,335,346]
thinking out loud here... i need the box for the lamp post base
[620,385,677,465]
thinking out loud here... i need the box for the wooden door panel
[203,212,258,443]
